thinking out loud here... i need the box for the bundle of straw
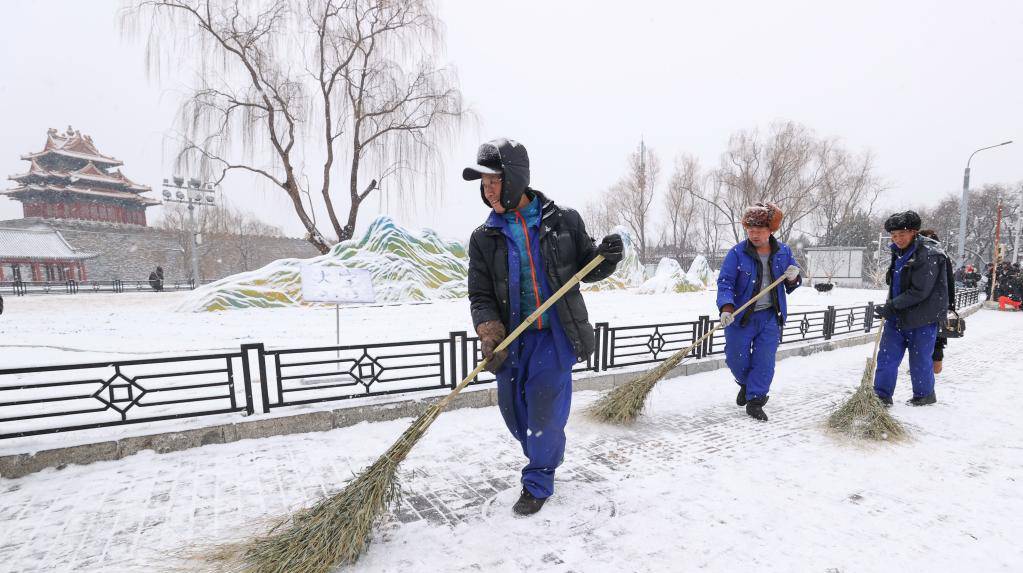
[826,320,907,441]
[588,274,788,424]
[208,255,606,573]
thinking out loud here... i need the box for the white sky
[1,0,1021,243]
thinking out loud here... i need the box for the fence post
[254,343,270,412]
[239,343,272,415]
[239,344,257,415]
[824,306,835,340]
[448,331,467,388]
[693,316,706,359]
[698,315,711,357]
[594,322,608,372]
[864,302,874,332]
[601,323,613,370]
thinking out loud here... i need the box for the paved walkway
[1,310,1020,572]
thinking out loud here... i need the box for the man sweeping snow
[872,211,949,406]
[464,138,622,516]
[716,203,801,421]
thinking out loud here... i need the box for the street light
[161,176,218,282]
[957,140,1012,266]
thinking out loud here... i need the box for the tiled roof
[0,226,96,261]
[22,127,123,166]
[1,184,160,206]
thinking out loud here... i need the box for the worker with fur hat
[716,202,802,421]
[872,210,949,406]
[465,138,623,515]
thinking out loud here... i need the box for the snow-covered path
[1,310,1019,573]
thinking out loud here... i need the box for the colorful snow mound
[178,216,470,312]
[581,225,646,291]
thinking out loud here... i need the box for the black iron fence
[1,279,204,296]
[0,351,247,439]
[0,289,982,440]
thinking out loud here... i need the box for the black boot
[513,489,548,516]
[907,392,937,406]
[745,396,769,421]
[736,384,747,406]
[876,394,893,407]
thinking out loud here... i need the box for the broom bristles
[587,352,685,424]
[205,403,445,573]
[826,355,907,441]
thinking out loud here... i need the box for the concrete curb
[0,304,982,479]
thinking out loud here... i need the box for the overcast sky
[2,0,1021,243]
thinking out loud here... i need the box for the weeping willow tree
[122,0,466,253]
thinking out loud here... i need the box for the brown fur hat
[742,202,783,232]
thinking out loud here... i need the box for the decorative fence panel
[0,352,246,439]
[261,336,454,409]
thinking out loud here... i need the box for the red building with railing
[0,226,94,282]
[2,126,158,225]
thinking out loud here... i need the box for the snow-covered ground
[0,286,886,368]
[1,309,1018,573]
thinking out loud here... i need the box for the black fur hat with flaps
[884,210,922,233]
[463,138,530,210]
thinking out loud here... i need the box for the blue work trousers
[873,320,938,400]
[724,309,781,400]
[495,329,573,499]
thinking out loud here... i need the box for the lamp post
[161,176,217,283]
[958,140,1012,266]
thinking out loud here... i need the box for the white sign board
[300,265,376,303]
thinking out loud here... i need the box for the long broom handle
[863,314,886,386]
[649,273,791,375]
[433,254,607,411]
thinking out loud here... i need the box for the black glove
[597,234,624,264]
[476,320,508,373]
[873,303,895,320]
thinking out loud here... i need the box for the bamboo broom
[211,255,606,573]
[587,274,788,424]
[826,317,907,441]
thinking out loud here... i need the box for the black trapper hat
[463,138,530,210]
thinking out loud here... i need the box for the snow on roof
[2,184,160,206]
[21,127,123,167]
[0,226,96,261]
[9,160,150,192]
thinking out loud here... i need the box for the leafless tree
[917,182,1022,267]
[814,148,886,245]
[691,174,727,264]
[699,121,827,244]
[664,153,700,261]
[157,202,284,278]
[582,188,620,241]
[123,0,466,254]
[608,140,659,260]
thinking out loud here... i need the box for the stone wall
[0,218,321,282]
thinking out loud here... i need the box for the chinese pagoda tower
[4,126,158,226]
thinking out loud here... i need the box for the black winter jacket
[468,190,617,361]
[885,235,950,330]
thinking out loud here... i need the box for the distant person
[716,202,802,421]
[872,212,949,406]
[148,266,165,292]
